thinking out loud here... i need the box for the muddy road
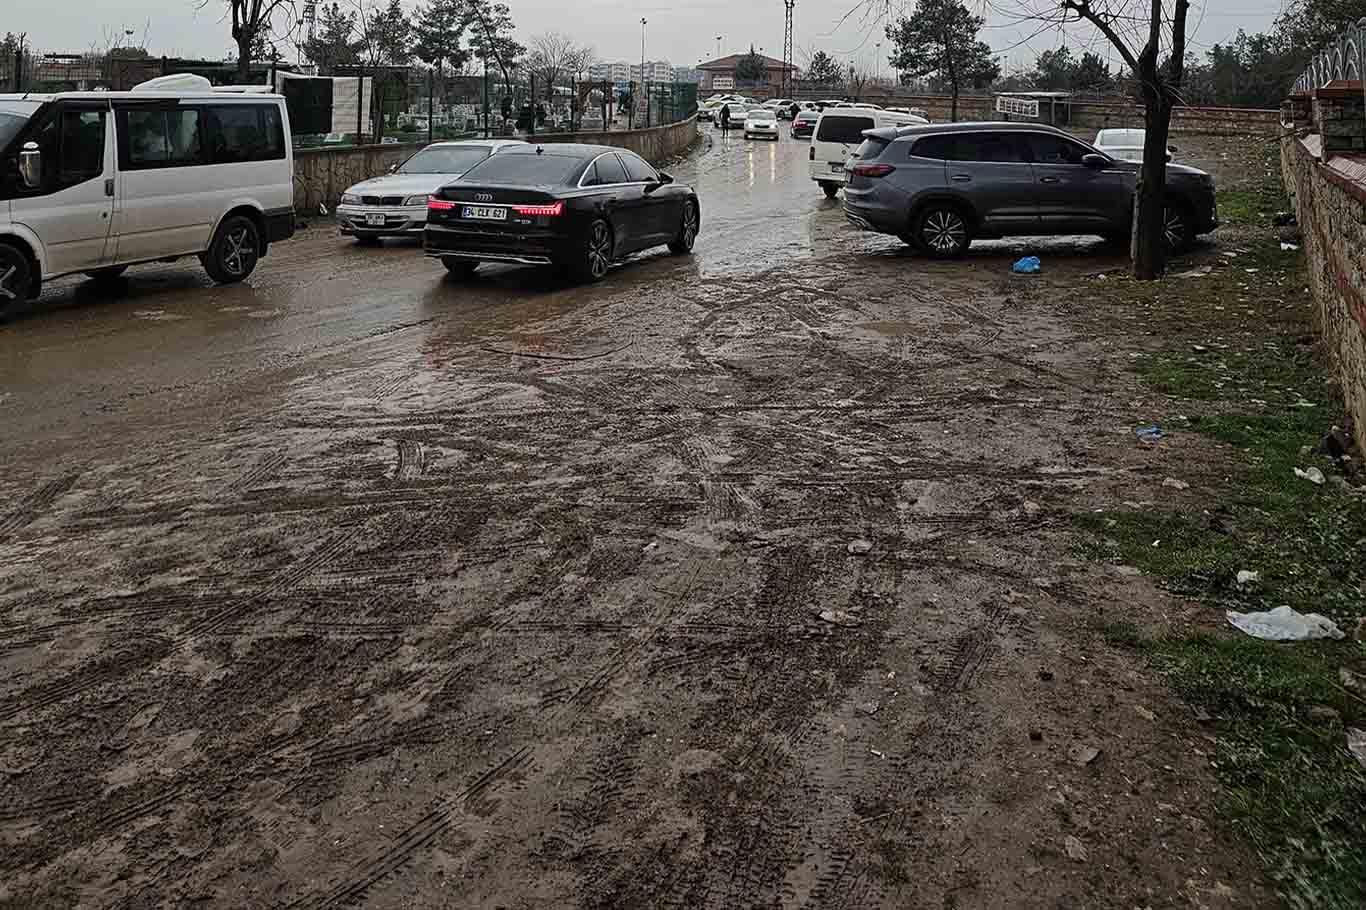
[1,130,1262,908]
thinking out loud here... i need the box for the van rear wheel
[0,244,35,318]
[820,182,838,199]
[202,215,261,284]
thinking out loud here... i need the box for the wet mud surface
[1,130,1268,907]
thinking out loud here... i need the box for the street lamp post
[640,17,647,127]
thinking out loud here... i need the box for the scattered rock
[1116,565,1142,577]
[1162,477,1190,491]
[1341,667,1364,694]
[1235,570,1260,587]
[1349,729,1366,770]
[1135,706,1157,722]
[1293,466,1326,486]
[847,539,873,555]
[1308,706,1341,725]
[1029,729,1044,742]
[856,701,880,717]
[1068,743,1101,766]
[818,610,862,628]
[1037,669,1055,682]
[1023,500,1043,518]
[1064,835,1088,861]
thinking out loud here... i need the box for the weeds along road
[0,130,1263,908]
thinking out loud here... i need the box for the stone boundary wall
[534,116,700,165]
[293,142,425,216]
[1282,135,1366,435]
[292,117,699,214]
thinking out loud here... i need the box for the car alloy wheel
[671,202,698,255]
[1163,206,1192,253]
[0,245,33,311]
[585,220,612,281]
[920,208,968,257]
[222,224,259,278]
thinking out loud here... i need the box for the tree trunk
[237,35,253,82]
[951,85,959,122]
[1131,94,1173,279]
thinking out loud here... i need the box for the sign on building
[995,95,1040,118]
[712,75,735,90]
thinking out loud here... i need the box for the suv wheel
[1163,204,1194,254]
[915,204,971,258]
[820,182,838,199]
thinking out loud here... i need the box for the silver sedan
[336,140,525,242]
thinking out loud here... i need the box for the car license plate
[462,206,507,221]
[830,163,844,174]
[365,213,386,226]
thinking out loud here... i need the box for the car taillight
[852,164,896,178]
[428,197,456,210]
[512,202,564,217]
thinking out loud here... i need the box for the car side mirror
[658,172,674,184]
[389,163,399,174]
[18,142,41,189]
[1081,153,1108,169]
[1168,145,1178,153]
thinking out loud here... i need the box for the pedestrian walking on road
[719,104,731,132]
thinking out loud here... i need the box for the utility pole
[782,0,794,98]
[640,18,647,128]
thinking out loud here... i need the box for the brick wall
[802,92,1281,136]
[1281,135,1366,435]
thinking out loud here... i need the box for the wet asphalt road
[0,128,858,455]
[1,126,1259,910]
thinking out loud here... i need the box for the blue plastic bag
[1012,256,1041,274]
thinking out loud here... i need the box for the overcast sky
[7,0,1286,74]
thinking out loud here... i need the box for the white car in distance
[743,107,780,140]
[1094,128,1176,163]
[336,139,524,243]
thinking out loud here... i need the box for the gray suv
[842,122,1218,257]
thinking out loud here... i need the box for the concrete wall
[293,142,425,215]
[292,117,699,213]
[536,116,700,165]
[809,93,1281,137]
[1281,135,1366,436]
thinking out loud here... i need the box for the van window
[204,105,285,164]
[19,106,106,193]
[816,115,875,144]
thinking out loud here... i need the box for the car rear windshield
[816,116,875,144]
[459,152,582,185]
[400,146,492,174]
[854,137,890,160]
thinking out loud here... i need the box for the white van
[809,107,928,198]
[0,79,294,306]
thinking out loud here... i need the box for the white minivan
[810,107,928,198]
[0,77,294,308]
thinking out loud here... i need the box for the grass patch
[1078,153,1366,908]
[1218,184,1290,226]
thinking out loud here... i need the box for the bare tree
[996,0,1192,279]
[199,0,297,80]
[525,30,591,102]
[847,63,871,100]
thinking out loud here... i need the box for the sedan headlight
[403,194,430,206]
[340,193,361,206]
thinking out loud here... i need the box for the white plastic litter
[1294,467,1326,486]
[1280,242,1300,251]
[1226,605,1345,641]
[1235,570,1260,586]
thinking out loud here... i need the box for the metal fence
[1294,21,1366,93]
[1,49,284,93]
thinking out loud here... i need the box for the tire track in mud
[283,563,705,908]
[0,472,79,542]
[806,597,1027,910]
[0,637,170,723]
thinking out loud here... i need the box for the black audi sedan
[424,144,701,283]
